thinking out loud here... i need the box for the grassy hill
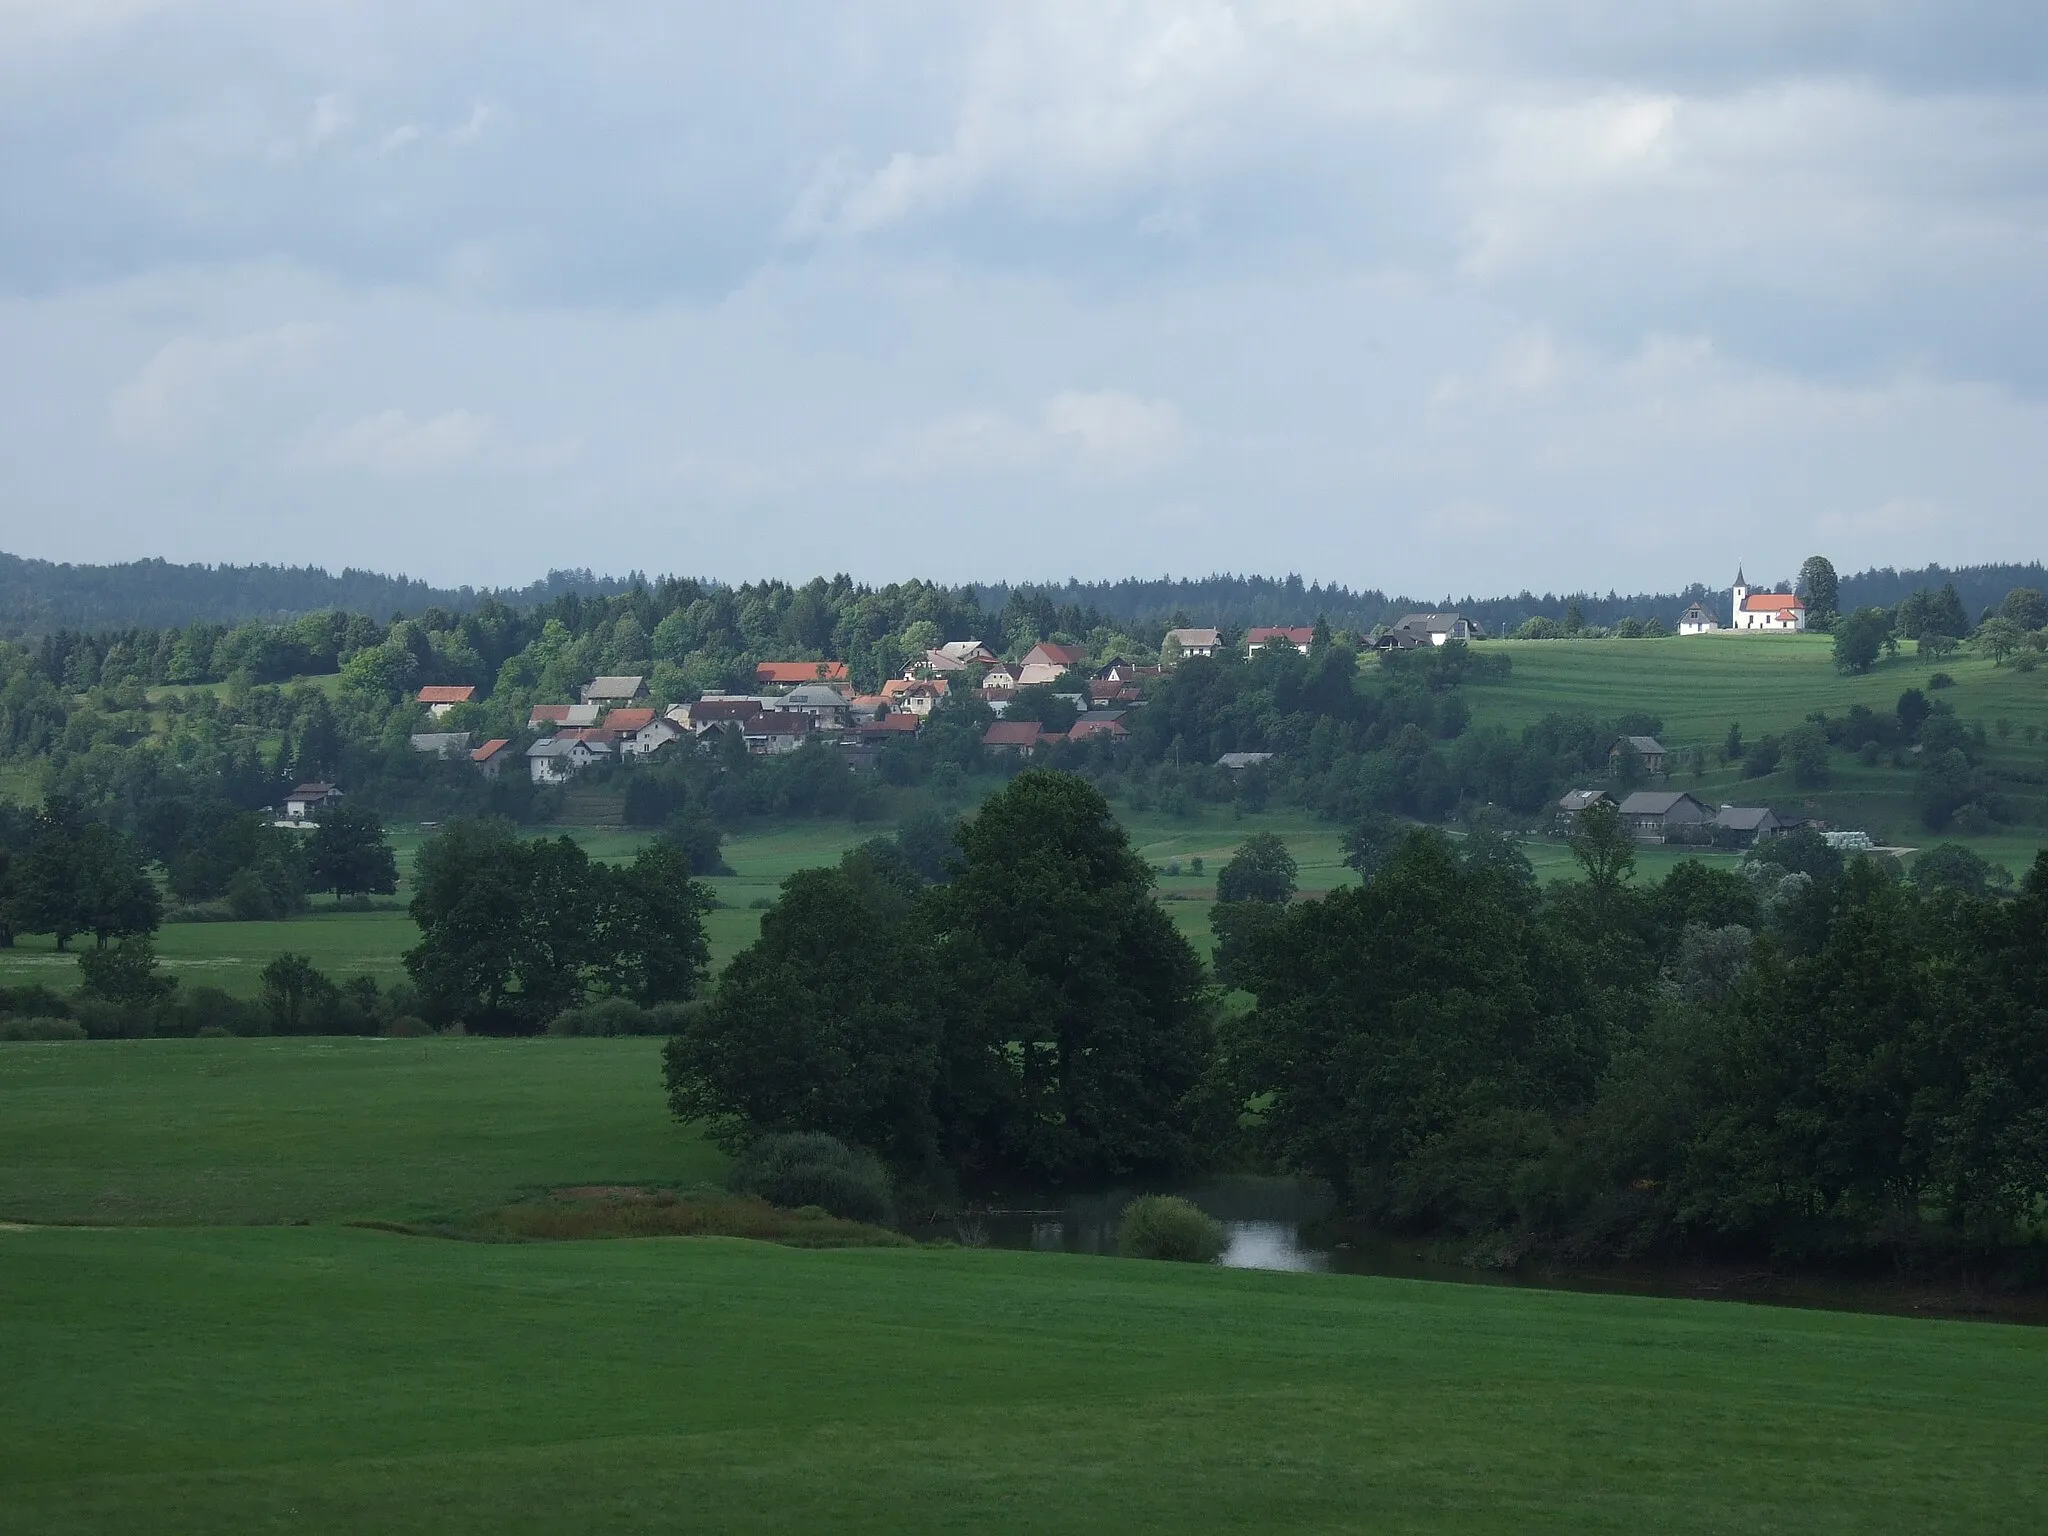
[1464,632,2048,860]
[3,1036,2045,1534]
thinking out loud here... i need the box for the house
[756,660,851,690]
[1089,681,1142,706]
[527,736,611,785]
[780,682,851,728]
[1377,613,1481,650]
[1608,735,1669,775]
[1217,751,1276,770]
[742,711,813,754]
[670,696,770,735]
[1677,603,1720,636]
[981,660,1021,691]
[858,714,922,743]
[471,738,514,779]
[409,731,472,758]
[1018,642,1088,685]
[880,677,948,716]
[283,782,343,820]
[1093,657,1137,683]
[914,649,973,677]
[530,703,601,729]
[1163,627,1221,661]
[1617,790,1716,839]
[1555,788,1615,827]
[416,684,476,719]
[847,694,886,723]
[983,720,1043,755]
[602,708,680,757]
[1730,569,1807,632]
[581,675,648,704]
[1067,716,1128,743]
[1247,626,1315,656]
[1713,805,1783,842]
[935,639,997,665]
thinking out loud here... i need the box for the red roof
[1024,642,1088,667]
[862,714,922,735]
[1741,593,1805,612]
[756,661,850,685]
[529,704,572,724]
[983,721,1043,748]
[418,685,477,704]
[601,708,657,732]
[1247,627,1315,646]
[1068,717,1127,740]
[471,738,512,762]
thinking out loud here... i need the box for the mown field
[3,1036,2046,1534]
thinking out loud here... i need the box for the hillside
[1463,631,2048,854]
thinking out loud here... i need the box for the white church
[1681,569,1809,634]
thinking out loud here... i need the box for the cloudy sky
[2,2,2044,594]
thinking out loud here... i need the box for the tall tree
[1798,555,1840,629]
[1215,833,1298,905]
[306,802,399,901]
[598,842,714,1005]
[72,823,162,948]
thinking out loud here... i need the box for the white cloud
[299,409,497,474]
[871,389,1186,483]
[1043,390,1186,473]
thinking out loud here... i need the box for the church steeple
[1734,565,1747,589]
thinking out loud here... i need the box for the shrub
[0,1015,88,1041]
[548,997,658,1037]
[1929,671,1955,690]
[1116,1194,1225,1263]
[727,1132,894,1225]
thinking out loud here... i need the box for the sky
[1,1,2044,595]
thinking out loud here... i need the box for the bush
[548,997,659,1037]
[1116,1194,1225,1263]
[727,1132,894,1225]
[0,1015,88,1041]
[1929,671,1955,690]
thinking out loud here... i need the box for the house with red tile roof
[417,684,477,719]
[983,720,1043,754]
[471,738,514,779]
[1246,626,1315,656]
[756,660,851,689]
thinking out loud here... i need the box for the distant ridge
[1,552,2041,638]
[0,554,635,635]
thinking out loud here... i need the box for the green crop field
[2,1037,2045,1534]
[0,1036,715,1226]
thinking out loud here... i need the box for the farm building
[1618,791,1716,839]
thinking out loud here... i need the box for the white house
[416,685,476,719]
[742,711,813,754]
[1246,626,1315,656]
[1163,627,1221,660]
[614,715,681,757]
[781,682,852,728]
[527,735,611,785]
[1730,569,1807,632]
[283,782,343,820]
[1677,603,1720,635]
[1017,642,1088,685]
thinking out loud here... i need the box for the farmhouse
[670,696,771,735]
[1713,805,1783,842]
[603,708,680,756]
[981,660,1021,691]
[881,677,948,716]
[756,660,851,689]
[1608,735,1669,775]
[1730,569,1807,632]
[1247,626,1314,656]
[1018,642,1088,685]
[527,736,610,785]
[780,683,852,727]
[1377,613,1481,650]
[530,703,601,729]
[416,684,476,719]
[983,720,1043,755]
[283,782,343,820]
[1618,790,1715,839]
[1677,603,1720,636]
[1163,627,1221,660]
[742,711,813,754]
[1555,788,1615,826]
[1067,715,1128,743]
[471,738,514,779]
[581,675,647,704]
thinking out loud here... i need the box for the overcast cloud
[1,1,2044,593]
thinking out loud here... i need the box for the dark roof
[983,721,1043,747]
[1610,735,1667,756]
[1713,806,1780,831]
[1557,789,1613,812]
[1618,791,1711,817]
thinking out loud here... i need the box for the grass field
[4,1037,2045,1532]
[0,1037,714,1226]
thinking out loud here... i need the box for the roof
[1618,791,1711,817]
[1394,612,1468,634]
[1217,751,1276,769]
[1740,593,1805,612]
[287,782,338,798]
[417,685,476,704]
[1557,789,1613,812]
[602,708,658,732]
[409,732,471,752]
[1022,642,1088,667]
[685,697,763,719]
[783,683,850,707]
[881,677,948,699]
[1165,627,1221,649]
[529,704,572,724]
[745,711,813,735]
[583,675,646,698]
[1068,716,1128,739]
[983,721,1044,747]
[1610,735,1667,756]
[861,714,922,735]
[756,660,850,685]
[554,727,617,746]
[471,738,513,762]
[526,738,581,758]
[1714,806,1780,831]
[1679,603,1715,620]
[1247,626,1315,646]
[936,639,992,663]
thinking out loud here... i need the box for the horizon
[4,6,2046,592]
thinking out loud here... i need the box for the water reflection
[1218,1220,1329,1273]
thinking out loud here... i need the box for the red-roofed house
[601,708,679,756]
[1067,716,1128,742]
[1731,570,1808,632]
[756,660,851,689]
[881,677,949,716]
[1246,626,1315,656]
[471,738,513,779]
[529,703,601,728]
[1018,642,1088,686]
[983,720,1043,755]
[860,714,922,739]
[417,684,477,719]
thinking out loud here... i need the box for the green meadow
[4,1037,2047,1534]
